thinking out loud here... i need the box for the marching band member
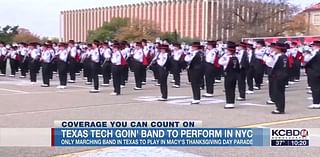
[170,43,184,88]
[236,42,250,101]
[132,42,144,90]
[219,41,240,109]
[290,42,303,82]
[57,43,69,89]
[253,40,266,90]
[89,40,101,93]
[8,46,20,77]
[19,43,29,78]
[184,42,204,104]
[265,43,289,114]
[100,42,112,87]
[141,39,150,85]
[246,43,255,94]
[304,40,320,109]
[156,44,171,101]
[82,44,93,85]
[28,43,40,85]
[67,40,78,83]
[0,42,7,76]
[110,43,126,95]
[203,41,220,97]
[120,41,130,87]
[40,44,54,87]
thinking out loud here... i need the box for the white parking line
[0,88,29,94]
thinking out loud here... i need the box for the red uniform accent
[75,52,81,62]
[288,54,294,68]
[120,53,127,65]
[213,55,221,68]
[143,53,149,65]
[295,51,303,62]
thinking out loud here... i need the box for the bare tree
[221,0,299,41]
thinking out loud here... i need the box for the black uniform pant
[204,63,217,94]
[10,59,18,75]
[133,61,144,88]
[29,60,38,82]
[0,58,6,74]
[91,62,100,90]
[190,66,203,101]
[42,63,50,85]
[158,66,169,99]
[121,65,129,86]
[69,58,77,81]
[309,74,320,104]
[112,65,124,95]
[268,75,275,102]
[83,59,91,81]
[225,73,238,104]
[254,61,265,88]
[58,61,68,86]
[20,60,28,76]
[246,66,255,91]
[216,67,223,80]
[142,65,147,83]
[171,61,181,86]
[271,75,286,112]
[238,68,247,98]
[101,62,111,84]
[293,60,301,80]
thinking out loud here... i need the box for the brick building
[60,0,286,42]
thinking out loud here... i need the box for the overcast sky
[0,0,317,38]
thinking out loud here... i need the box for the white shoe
[68,80,75,83]
[9,75,15,77]
[191,100,200,104]
[85,82,92,85]
[53,71,57,74]
[306,86,311,89]
[202,93,213,97]
[110,92,118,96]
[121,85,125,88]
[83,77,87,80]
[172,85,180,88]
[158,98,168,101]
[307,90,312,94]
[294,79,300,82]
[215,80,222,83]
[89,89,100,93]
[266,100,275,105]
[134,87,142,90]
[224,104,235,109]
[19,75,26,78]
[253,86,260,90]
[41,84,49,87]
[30,82,36,85]
[261,83,265,86]
[236,97,245,101]
[170,80,175,83]
[285,85,289,88]
[155,83,160,86]
[151,78,156,82]
[307,97,313,100]
[60,85,66,89]
[142,82,146,85]
[288,81,295,85]
[308,104,320,109]
[0,73,5,76]
[246,90,254,94]
[101,84,110,87]
[98,74,103,77]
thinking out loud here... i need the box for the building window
[313,14,320,25]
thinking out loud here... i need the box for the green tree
[0,25,19,43]
[87,18,130,42]
[161,30,180,43]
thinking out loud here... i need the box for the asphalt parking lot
[0,69,319,157]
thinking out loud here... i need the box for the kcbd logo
[272,129,308,138]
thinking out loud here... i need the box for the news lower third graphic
[0,120,319,147]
